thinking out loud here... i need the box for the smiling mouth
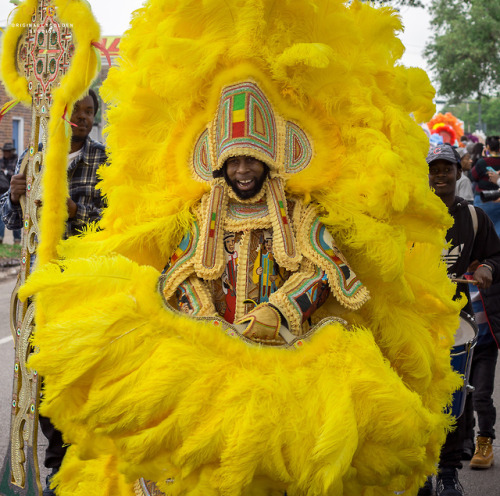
[236,179,255,190]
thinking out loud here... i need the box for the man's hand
[488,170,500,184]
[9,173,27,204]
[472,265,493,289]
[234,303,282,344]
[67,198,78,219]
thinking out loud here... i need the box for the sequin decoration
[17,1,74,109]
[163,223,199,280]
[2,2,75,492]
[227,200,269,221]
[215,81,277,166]
[267,178,296,258]
[192,129,213,181]
[202,185,225,269]
[285,121,313,173]
[136,477,172,495]
[310,218,365,298]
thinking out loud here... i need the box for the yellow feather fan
[18,0,463,495]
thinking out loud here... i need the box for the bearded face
[223,156,269,200]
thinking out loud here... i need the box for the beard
[222,165,269,200]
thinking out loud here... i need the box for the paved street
[0,270,498,494]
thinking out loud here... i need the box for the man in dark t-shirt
[417,144,500,496]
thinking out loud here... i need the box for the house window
[12,117,24,154]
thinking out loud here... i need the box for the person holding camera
[471,136,500,234]
[487,167,500,190]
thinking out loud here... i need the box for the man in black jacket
[418,144,500,496]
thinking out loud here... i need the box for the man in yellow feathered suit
[4,0,467,495]
[160,81,369,346]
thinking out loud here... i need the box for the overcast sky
[0,0,432,78]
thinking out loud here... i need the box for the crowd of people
[417,136,500,496]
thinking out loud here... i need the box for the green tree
[424,0,500,113]
[370,0,425,6]
[443,97,500,135]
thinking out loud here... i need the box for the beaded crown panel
[191,81,313,181]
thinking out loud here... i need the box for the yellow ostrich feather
[16,0,464,494]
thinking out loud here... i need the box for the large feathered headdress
[16,1,462,495]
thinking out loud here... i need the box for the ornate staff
[0,1,101,494]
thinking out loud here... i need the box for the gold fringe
[298,205,370,310]
[266,178,302,271]
[232,231,250,321]
[194,182,228,279]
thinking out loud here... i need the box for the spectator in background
[470,142,485,168]
[471,136,500,235]
[456,148,474,203]
[1,142,18,179]
[0,143,20,243]
[1,91,106,239]
[484,136,500,157]
[461,265,499,471]
[463,135,500,475]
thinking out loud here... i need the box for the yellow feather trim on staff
[1,0,101,265]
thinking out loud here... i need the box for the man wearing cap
[418,143,500,496]
[1,142,18,179]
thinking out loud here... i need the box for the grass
[0,243,22,259]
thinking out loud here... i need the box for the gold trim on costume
[224,199,272,232]
[268,259,321,335]
[266,177,302,271]
[190,80,314,181]
[298,205,370,310]
[234,231,251,320]
[194,182,228,279]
